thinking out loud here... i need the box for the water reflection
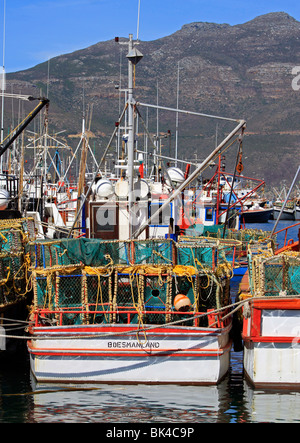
[29,376,225,423]
[2,351,300,422]
[244,384,300,423]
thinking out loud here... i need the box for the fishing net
[247,242,300,297]
[27,238,176,268]
[177,236,242,271]
[0,217,35,306]
[189,225,276,261]
[29,236,234,327]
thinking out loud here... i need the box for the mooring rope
[2,294,296,341]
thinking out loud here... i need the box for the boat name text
[107,341,160,349]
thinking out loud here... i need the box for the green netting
[28,238,170,268]
[29,235,245,272]
[131,239,174,265]
[61,238,130,266]
[27,240,78,268]
[203,225,224,235]
[28,238,176,268]
[263,256,300,297]
[247,240,300,296]
[177,243,214,267]
[177,236,242,271]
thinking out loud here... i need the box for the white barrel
[0,189,9,210]
[115,179,129,198]
[133,179,149,199]
[95,179,114,198]
[167,167,185,185]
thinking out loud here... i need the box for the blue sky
[2,0,300,72]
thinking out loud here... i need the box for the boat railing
[273,222,300,249]
[31,304,230,329]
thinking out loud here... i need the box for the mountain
[6,12,300,188]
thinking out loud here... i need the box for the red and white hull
[242,298,300,388]
[28,323,231,384]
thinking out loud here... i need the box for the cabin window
[205,208,214,221]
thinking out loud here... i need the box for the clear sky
[2,0,300,73]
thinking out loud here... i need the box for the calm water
[0,220,299,424]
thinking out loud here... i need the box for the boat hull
[242,298,300,388]
[240,208,272,223]
[273,209,295,220]
[28,323,232,385]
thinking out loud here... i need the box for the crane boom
[0,96,49,158]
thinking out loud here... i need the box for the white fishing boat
[296,198,300,220]
[272,184,297,221]
[25,31,250,385]
[239,222,300,388]
[27,235,235,384]
[273,199,296,220]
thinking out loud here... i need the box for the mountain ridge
[6,11,300,188]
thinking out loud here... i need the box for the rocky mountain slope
[6,12,300,188]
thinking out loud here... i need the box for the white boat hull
[28,323,231,385]
[273,208,295,220]
[242,298,300,388]
[244,340,300,387]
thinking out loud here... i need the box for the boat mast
[120,34,143,238]
[127,34,135,239]
[0,0,5,173]
[175,61,180,167]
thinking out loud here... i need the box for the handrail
[33,305,228,328]
[273,222,300,248]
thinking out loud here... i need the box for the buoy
[0,189,9,210]
[174,294,191,311]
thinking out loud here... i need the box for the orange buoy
[174,294,191,312]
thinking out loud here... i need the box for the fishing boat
[296,197,300,220]
[219,171,272,224]
[239,203,273,224]
[239,222,300,388]
[26,235,236,384]
[273,199,296,220]
[181,162,272,235]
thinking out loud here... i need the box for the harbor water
[0,220,299,424]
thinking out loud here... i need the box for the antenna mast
[137,0,141,40]
[1,0,6,172]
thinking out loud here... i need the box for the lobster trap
[30,236,233,328]
[248,242,300,297]
[0,217,36,306]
